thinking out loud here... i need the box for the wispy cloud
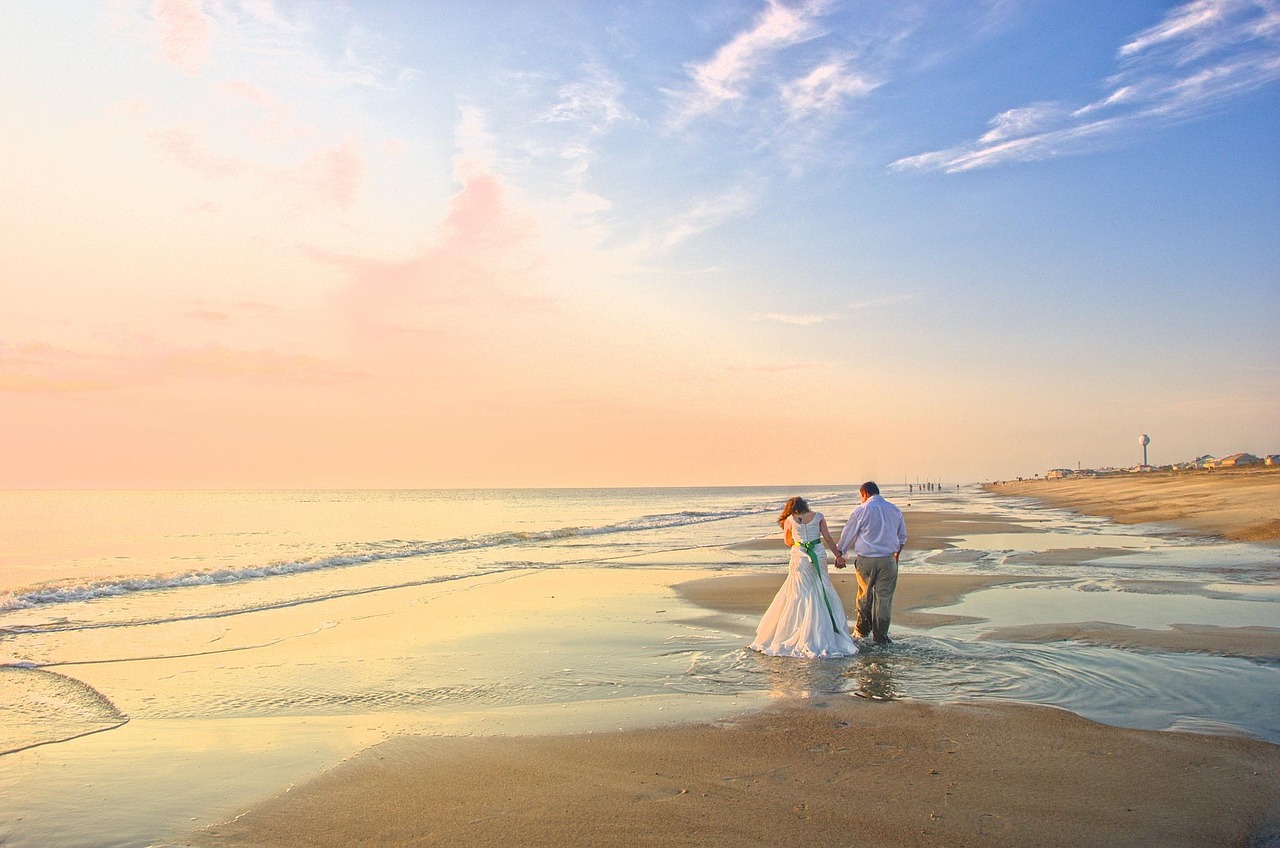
[154,127,247,178]
[781,59,879,119]
[139,0,417,91]
[749,293,917,329]
[154,126,364,208]
[657,188,759,249]
[543,65,634,132]
[128,2,392,211]
[152,0,216,75]
[1118,0,1278,61]
[537,66,633,216]
[660,1,891,170]
[668,0,830,127]
[893,0,1280,173]
[276,140,363,208]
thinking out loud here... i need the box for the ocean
[1,485,1277,847]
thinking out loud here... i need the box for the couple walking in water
[750,482,906,658]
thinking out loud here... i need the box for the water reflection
[747,652,851,699]
[745,643,905,702]
[845,654,901,701]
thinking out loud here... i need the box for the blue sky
[1,0,1277,486]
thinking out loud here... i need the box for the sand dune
[986,467,1280,544]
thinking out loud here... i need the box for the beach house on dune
[1212,453,1262,468]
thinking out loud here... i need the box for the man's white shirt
[837,495,907,558]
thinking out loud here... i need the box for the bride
[750,497,858,658]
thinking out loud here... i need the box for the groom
[834,482,907,645]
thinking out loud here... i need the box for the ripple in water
[0,667,128,755]
[671,635,1280,742]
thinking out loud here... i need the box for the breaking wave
[0,503,778,613]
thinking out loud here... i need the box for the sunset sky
[2,0,1277,488]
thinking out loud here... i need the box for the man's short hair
[860,481,880,496]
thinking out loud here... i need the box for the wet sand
[986,466,1280,544]
[198,698,1280,848]
[982,621,1280,661]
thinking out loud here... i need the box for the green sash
[798,537,842,632]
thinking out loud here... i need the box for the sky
[1,0,1277,488]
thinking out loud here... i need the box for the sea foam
[0,502,781,613]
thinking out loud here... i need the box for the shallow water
[678,633,1279,739]
[1,485,1277,847]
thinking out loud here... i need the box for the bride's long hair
[777,496,809,526]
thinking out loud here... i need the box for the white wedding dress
[750,513,858,658]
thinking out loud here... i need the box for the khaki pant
[853,554,898,642]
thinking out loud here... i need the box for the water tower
[1139,433,1150,467]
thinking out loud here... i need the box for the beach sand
[985,466,1280,544]
[188,483,1280,848]
[198,697,1280,848]
[977,469,1280,661]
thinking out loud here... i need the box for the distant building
[1265,455,1280,466]
[1046,468,1074,479]
[1215,453,1262,467]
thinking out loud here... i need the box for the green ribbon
[798,538,842,632]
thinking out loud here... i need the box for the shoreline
[984,466,1280,544]
[187,486,1280,847]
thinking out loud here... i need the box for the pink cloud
[443,173,509,247]
[154,127,364,209]
[0,342,117,392]
[153,0,216,76]
[280,141,363,209]
[318,168,548,339]
[154,127,247,178]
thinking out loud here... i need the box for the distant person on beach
[750,497,858,658]
[836,482,907,645]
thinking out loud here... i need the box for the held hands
[834,553,847,569]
